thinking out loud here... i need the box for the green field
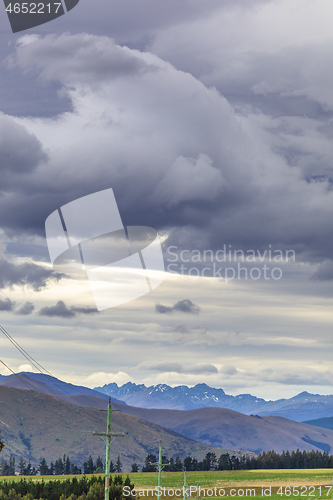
[1,469,333,499]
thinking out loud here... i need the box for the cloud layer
[1,31,330,269]
[0,1,332,399]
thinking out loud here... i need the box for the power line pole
[94,398,124,500]
[157,441,162,500]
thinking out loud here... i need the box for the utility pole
[94,398,124,500]
[157,441,162,500]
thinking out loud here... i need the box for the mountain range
[94,381,333,422]
[0,384,230,470]
[1,372,333,463]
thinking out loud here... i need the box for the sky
[0,0,332,401]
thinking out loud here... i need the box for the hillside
[304,417,333,431]
[0,373,125,405]
[113,405,333,454]
[3,373,333,422]
[0,385,238,470]
[2,373,333,457]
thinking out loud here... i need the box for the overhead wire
[0,324,128,448]
[0,324,74,397]
[0,358,37,391]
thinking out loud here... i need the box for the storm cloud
[1,30,330,269]
[0,258,61,291]
[38,300,97,318]
[0,1,332,399]
[156,299,200,315]
[0,298,15,311]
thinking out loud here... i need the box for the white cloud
[17,364,33,372]
[83,371,131,388]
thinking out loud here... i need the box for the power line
[0,358,37,391]
[0,324,74,397]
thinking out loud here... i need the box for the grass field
[1,469,333,499]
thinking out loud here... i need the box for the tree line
[0,454,123,476]
[0,474,135,500]
[2,449,333,477]
[140,449,333,472]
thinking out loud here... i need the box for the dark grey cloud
[173,299,200,314]
[0,258,61,291]
[156,299,200,315]
[0,19,331,288]
[155,304,173,314]
[71,305,97,315]
[189,363,218,374]
[9,33,156,86]
[38,300,97,318]
[39,300,75,318]
[0,113,47,184]
[0,298,15,311]
[16,301,35,315]
[140,362,183,373]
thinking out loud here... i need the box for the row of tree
[0,474,135,500]
[2,449,333,476]
[140,449,333,472]
[0,454,124,476]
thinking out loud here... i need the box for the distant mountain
[0,385,231,470]
[114,405,333,454]
[256,391,333,422]
[95,382,266,413]
[304,417,333,431]
[1,372,332,457]
[95,382,333,422]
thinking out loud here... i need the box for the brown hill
[0,386,239,470]
[113,405,333,454]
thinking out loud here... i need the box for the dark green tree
[83,455,95,474]
[131,462,139,472]
[218,453,232,471]
[55,457,64,475]
[39,457,49,475]
[8,455,15,475]
[0,457,8,475]
[174,456,183,472]
[49,461,55,475]
[96,456,104,471]
[115,455,122,473]
[142,454,157,472]
[18,457,26,476]
[64,455,71,475]
[0,432,4,454]
[202,452,217,471]
[183,457,193,471]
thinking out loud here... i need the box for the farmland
[1,469,332,499]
